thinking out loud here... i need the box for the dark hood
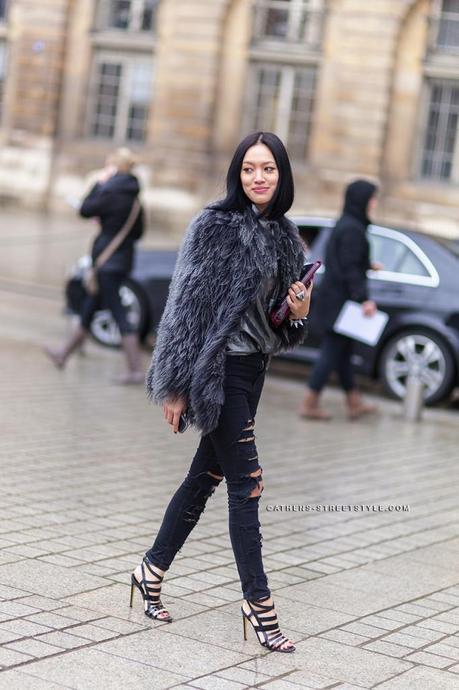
[101,172,140,196]
[343,179,377,226]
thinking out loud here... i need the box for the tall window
[420,2,459,181]
[246,65,316,154]
[436,0,459,52]
[0,1,6,21]
[245,0,324,159]
[252,0,324,49]
[90,56,153,142]
[0,42,6,118]
[96,0,158,32]
[421,80,459,180]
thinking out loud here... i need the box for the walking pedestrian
[299,179,379,420]
[130,132,312,653]
[44,148,145,384]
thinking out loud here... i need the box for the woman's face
[240,143,279,211]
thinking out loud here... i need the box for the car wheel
[380,329,456,405]
[89,279,149,348]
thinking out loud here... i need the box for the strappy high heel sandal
[241,596,295,653]
[130,556,172,622]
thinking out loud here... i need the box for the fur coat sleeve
[146,207,307,434]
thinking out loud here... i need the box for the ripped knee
[248,467,264,497]
[228,465,264,504]
[182,470,222,524]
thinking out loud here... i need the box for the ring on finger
[295,290,305,301]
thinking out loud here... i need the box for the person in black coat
[299,179,380,419]
[44,148,145,383]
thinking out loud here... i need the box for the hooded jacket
[146,205,307,434]
[80,172,144,274]
[312,180,376,333]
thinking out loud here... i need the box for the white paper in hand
[333,300,389,346]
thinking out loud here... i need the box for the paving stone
[278,637,413,686]
[85,616,147,635]
[0,601,42,619]
[34,631,93,650]
[0,646,33,667]
[0,670,67,689]
[378,611,420,625]
[61,623,120,642]
[254,681,313,690]
[188,675,247,690]
[422,642,459,661]
[98,629,251,676]
[276,580,389,617]
[404,650,453,668]
[25,612,83,630]
[417,620,458,635]
[400,624,447,642]
[5,638,63,658]
[362,640,413,657]
[359,615,403,631]
[0,561,107,599]
[320,629,370,646]
[341,621,386,638]
[276,669,341,688]
[53,606,105,623]
[0,585,31,600]
[217,666,272,686]
[0,648,189,689]
[0,620,54,638]
[382,631,433,649]
[377,666,459,688]
[11,596,67,612]
[416,597,455,613]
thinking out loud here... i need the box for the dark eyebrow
[242,160,276,166]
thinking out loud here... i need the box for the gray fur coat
[146,205,307,434]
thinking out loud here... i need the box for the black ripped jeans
[146,352,271,602]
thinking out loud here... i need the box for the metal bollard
[404,373,425,421]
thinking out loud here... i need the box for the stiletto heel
[242,612,247,640]
[130,556,172,622]
[241,598,295,653]
[129,576,135,608]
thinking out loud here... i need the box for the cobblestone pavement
[0,210,458,689]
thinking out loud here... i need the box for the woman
[44,148,145,384]
[299,179,379,420]
[130,132,313,653]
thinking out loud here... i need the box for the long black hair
[210,132,294,220]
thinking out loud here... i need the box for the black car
[66,218,459,405]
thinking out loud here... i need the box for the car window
[297,225,323,251]
[369,234,429,277]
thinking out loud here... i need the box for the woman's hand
[362,300,377,317]
[286,280,313,320]
[163,395,187,434]
[97,165,117,185]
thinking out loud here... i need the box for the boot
[44,325,87,369]
[346,389,378,420]
[113,333,144,384]
[298,390,332,420]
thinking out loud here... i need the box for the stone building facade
[0,0,458,235]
